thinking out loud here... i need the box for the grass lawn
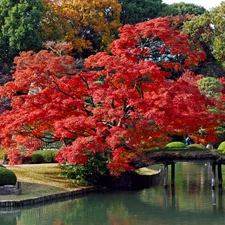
[0,164,86,201]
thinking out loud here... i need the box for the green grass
[0,164,86,201]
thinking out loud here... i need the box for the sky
[163,0,223,10]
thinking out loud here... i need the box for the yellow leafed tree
[40,0,122,57]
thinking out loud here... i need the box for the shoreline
[0,164,161,207]
[0,186,97,208]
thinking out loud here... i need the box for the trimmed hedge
[0,167,17,186]
[165,141,186,149]
[31,153,44,164]
[32,150,58,163]
[218,141,225,153]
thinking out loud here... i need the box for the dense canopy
[0,17,225,176]
[40,0,121,57]
[0,0,43,63]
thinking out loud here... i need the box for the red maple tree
[0,18,223,175]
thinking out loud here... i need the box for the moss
[0,167,17,186]
[165,141,186,149]
[187,143,207,149]
[136,167,161,176]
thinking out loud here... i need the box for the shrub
[187,144,206,149]
[31,150,58,163]
[60,153,108,185]
[31,153,44,164]
[41,150,58,163]
[0,167,17,186]
[217,141,225,153]
[165,141,186,149]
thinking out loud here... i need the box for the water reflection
[163,185,224,209]
[0,163,225,225]
[0,210,20,225]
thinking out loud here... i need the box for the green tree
[0,0,43,64]
[161,2,206,17]
[183,2,225,70]
[119,0,166,25]
[197,77,223,97]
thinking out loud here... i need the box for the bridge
[133,149,225,189]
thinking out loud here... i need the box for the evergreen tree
[119,0,166,25]
[0,0,43,64]
[161,2,206,17]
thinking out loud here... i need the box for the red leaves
[55,145,88,165]
[0,19,222,176]
[111,18,206,70]
[108,147,136,176]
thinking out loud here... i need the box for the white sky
[163,0,223,10]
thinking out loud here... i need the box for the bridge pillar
[163,163,168,188]
[162,161,223,192]
[211,163,216,189]
[211,163,223,189]
[171,163,175,187]
[218,163,222,188]
[163,163,175,188]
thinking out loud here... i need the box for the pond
[0,162,225,225]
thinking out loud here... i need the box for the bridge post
[218,163,222,188]
[163,163,168,188]
[211,163,216,189]
[171,163,175,187]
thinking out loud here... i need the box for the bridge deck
[145,149,225,165]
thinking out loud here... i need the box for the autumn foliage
[0,18,224,176]
[40,0,121,56]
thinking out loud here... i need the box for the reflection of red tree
[108,211,138,225]
[53,219,69,225]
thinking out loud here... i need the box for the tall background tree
[183,2,225,76]
[0,0,43,65]
[162,14,224,80]
[40,0,121,58]
[119,0,166,25]
[160,2,206,17]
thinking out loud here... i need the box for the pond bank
[0,164,161,207]
[0,186,97,207]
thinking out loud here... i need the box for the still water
[1,162,225,225]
